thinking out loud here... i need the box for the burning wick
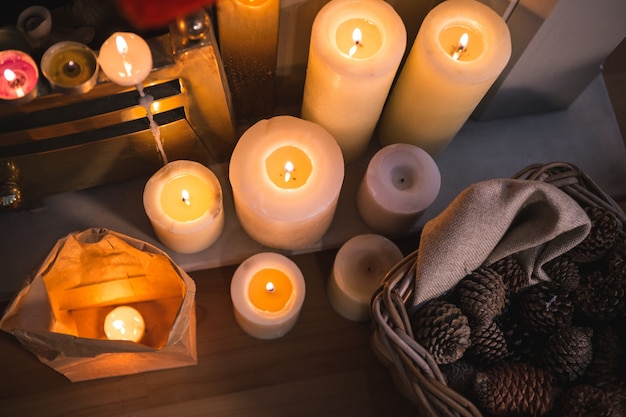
[284,161,295,182]
[181,189,190,206]
[348,28,363,57]
[63,60,81,77]
[265,282,275,293]
[4,69,26,97]
[451,33,469,60]
[116,35,134,77]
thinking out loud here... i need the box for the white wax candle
[378,0,512,156]
[143,160,224,254]
[104,305,145,343]
[229,115,344,250]
[357,143,440,236]
[328,234,402,321]
[230,252,306,339]
[98,32,152,86]
[301,0,406,163]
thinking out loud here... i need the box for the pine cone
[472,362,557,417]
[466,320,510,366]
[585,324,624,386]
[541,326,594,383]
[454,266,506,329]
[561,385,613,417]
[496,309,547,364]
[412,300,471,365]
[440,360,477,395]
[491,255,528,294]
[569,206,619,263]
[544,256,581,292]
[518,282,574,333]
[575,270,626,321]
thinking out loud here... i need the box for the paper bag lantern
[0,228,197,382]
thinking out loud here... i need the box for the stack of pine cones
[411,206,626,416]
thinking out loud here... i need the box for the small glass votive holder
[41,41,99,95]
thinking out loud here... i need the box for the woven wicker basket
[370,162,626,417]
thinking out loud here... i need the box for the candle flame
[349,28,363,57]
[181,189,191,206]
[284,161,295,182]
[266,282,275,293]
[3,68,25,97]
[4,69,16,82]
[116,35,129,55]
[452,33,469,60]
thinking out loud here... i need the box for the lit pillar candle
[98,32,152,86]
[378,0,512,156]
[301,0,406,163]
[229,115,344,250]
[230,252,306,339]
[357,143,440,236]
[0,50,38,101]
[104,306,145,343]
[143,160,224,254]
[328,234,402,321]
[41,41,99,95]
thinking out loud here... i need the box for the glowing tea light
[0,50,38,101]
[104,306,145,343]
[301,0,406,163]
[41,41,99,95]
[378,0,512,156]
[357,143,441,236]
[328,234,403,321]
[98,32,152,86]
[143,160,224,254]
[230,252,306,339]
[229,116,344,250]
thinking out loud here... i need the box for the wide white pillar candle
[328,234,403,321]
[229,115,344,250]
[231,252,306,339]
[98,32,152,86]
[143,160,224,254]
[378,0,512,156]
[301,0,406,163]
[357,143,440,236]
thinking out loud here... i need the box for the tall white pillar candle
[143,160,224,254]
[357,143,440,236]
[301,0,406,163]
[231,252,306,339]
[229,115,344,250]
[378,0,512,156]
[328,234,403,321]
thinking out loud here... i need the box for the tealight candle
[41,41,99,95]
[0,50,38,101]
[98,32,152,86]
[104,306,145,342]
[230,252,306,339]
[357,143,441,236]
[301,0,406,163]
[378,0,512,156]
[229,115,344,250]
[328,234,403,321]
[143,160,224,254]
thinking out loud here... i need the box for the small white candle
[104,306,145,342]
[378,0,512,156]
[357,143,440,236]
[143,160,224,254]
[98,32,152,86]
[229,115,344,250]
[230,252,306,339]
[328,234,403,321]
[301,0,406,163]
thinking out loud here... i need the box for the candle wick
[451,33,469,61]
[266,282,275,293]
[181,189,191,206]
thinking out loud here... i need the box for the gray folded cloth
[411,179,591,309]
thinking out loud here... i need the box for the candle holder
[41,41,99,95]
[0,228,197,382]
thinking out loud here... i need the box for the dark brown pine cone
[569,206,619,263]
[575,270,626,321]
[491,255,528,294]
[472,362,557,417]
[607,235,625,276]
[541,326,593,383]
[466,320,511,366]
[602,383,626,417]
[561,385,613,417]
[544,256,581,292]
[496,309,547,364]
[439,359,477,395]
[585,324,624,386]
[518,281,574,333]
[454,266,506,329]
[412,300,471,365]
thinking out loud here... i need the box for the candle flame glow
[3,68,25,97]
[349,28,363,57]
[4,69,16,82]
[451,33,469,60]
[116,35,129,55]
[284,161,295,182]
[266,282,275,293]
[181,189,191,206]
